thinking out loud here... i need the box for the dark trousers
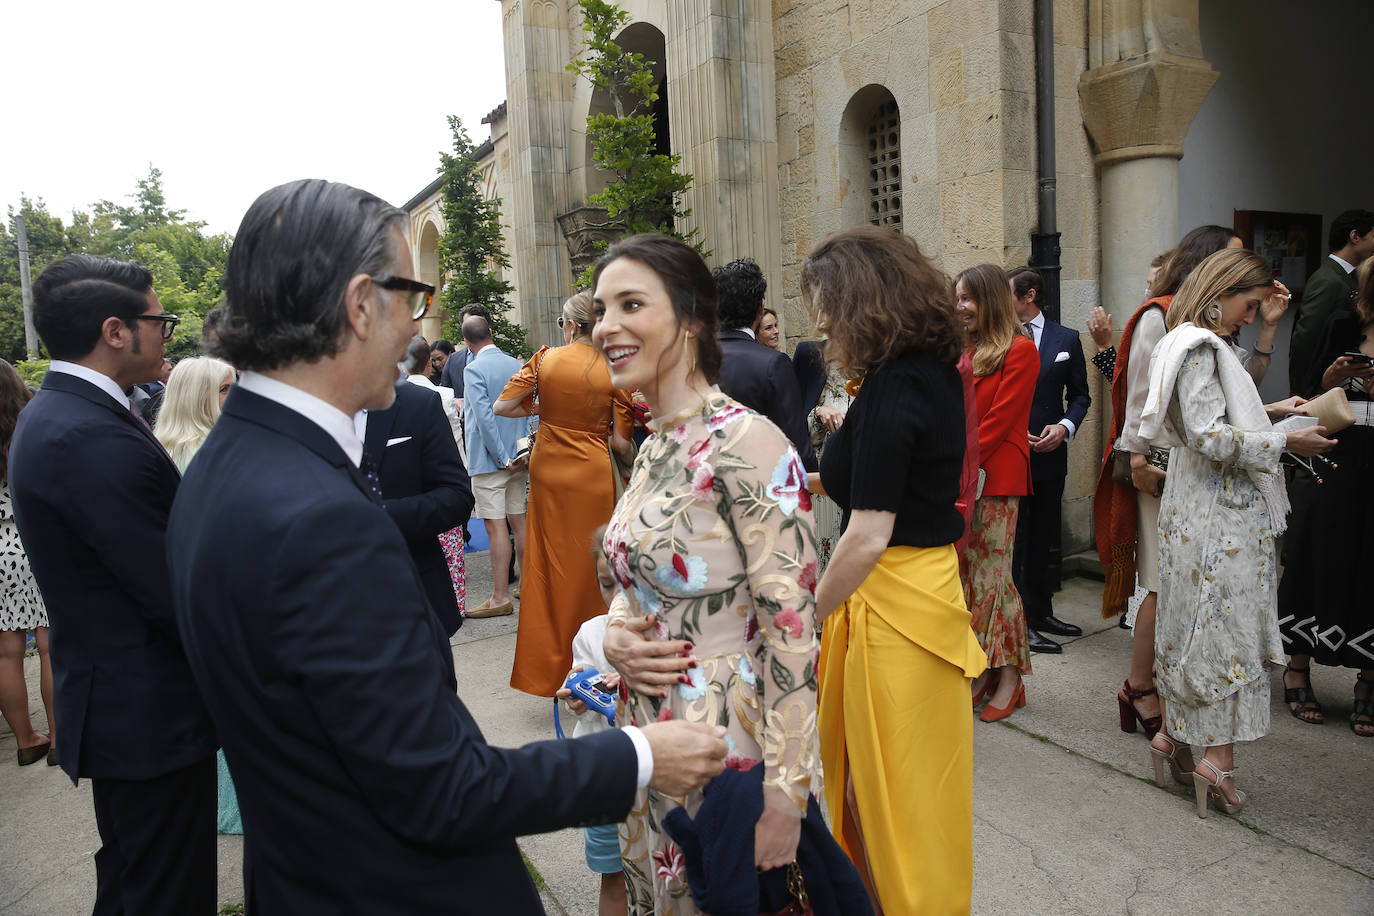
[91,757,217,916]
[1012,474,1065,622]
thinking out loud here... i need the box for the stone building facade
[405,0,1373,558]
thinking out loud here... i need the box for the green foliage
[15,359,48,389]
[0,166,230,364]
[435,116,530,359]
[568,0,705,285]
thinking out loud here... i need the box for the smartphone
[1342,351,1374,365]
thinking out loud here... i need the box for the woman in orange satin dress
[496,291,636,696]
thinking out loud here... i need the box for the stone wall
[773,0,1102,552]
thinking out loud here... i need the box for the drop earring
[684,331,697,376]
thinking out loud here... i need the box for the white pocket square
[385,436,412,447]
[1054,351,1069,363]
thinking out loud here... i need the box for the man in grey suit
[1289,209,1373,393]
[462,315,528,617]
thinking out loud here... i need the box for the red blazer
[972,335,1037,497]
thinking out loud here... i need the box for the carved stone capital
[1077,52,1218,166]
[556,205,618,280]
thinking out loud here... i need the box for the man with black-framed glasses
[9,255,217,915]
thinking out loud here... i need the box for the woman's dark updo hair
[590,234,723,385]
[1149,224,1240,299]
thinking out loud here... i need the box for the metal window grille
[867,99,902,231]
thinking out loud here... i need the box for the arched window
[866,97,902,231]
[838,86,902,232]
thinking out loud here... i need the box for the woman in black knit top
[806,226,988,915]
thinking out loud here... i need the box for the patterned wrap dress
[606,390,820,916]
[1155,344,1286,746]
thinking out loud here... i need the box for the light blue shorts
[583,823,623,874]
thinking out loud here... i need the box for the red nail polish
[684,643,694,652]
[678,674,689,684]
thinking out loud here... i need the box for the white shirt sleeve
[622,725,654,789]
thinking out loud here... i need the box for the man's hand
[604,615,694,698]
[506,455,529,472]
[1029,424,1068,453]
[1129,452,1165,498]
[639,721,727,796]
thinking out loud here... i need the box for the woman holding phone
[1277,258,1374,737]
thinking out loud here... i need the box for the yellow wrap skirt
[818,544,986,916]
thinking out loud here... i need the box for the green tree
[435,115,529,358]
[568,0,704,279]
[0,169,230,364]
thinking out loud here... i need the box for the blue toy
[554,667,617,738]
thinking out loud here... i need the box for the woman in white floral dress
[592,234,821,915]
[1140,249,1334,816]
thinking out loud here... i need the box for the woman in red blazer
[957,263,1038,722]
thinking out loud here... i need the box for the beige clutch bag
[1304,387,1355,435]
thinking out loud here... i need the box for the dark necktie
[128,401,153,433]
[359,451,384,505]
[1023,321,1037,349]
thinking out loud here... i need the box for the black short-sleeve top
[818,350,966,547]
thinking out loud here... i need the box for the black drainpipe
[1030,0,1062,322]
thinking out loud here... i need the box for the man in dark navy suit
[167,179,727,914]
[1007,267,1091,653]
[361,352,472,637]
[712,258,817,469]
[9,255,218,914]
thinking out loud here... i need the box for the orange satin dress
[500,343,634,696]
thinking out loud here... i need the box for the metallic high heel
[1192,758,1245,818]
[1148,732,1194,787]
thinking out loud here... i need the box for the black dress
[1277,311,1374,667]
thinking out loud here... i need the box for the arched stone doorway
[416,219,444,342]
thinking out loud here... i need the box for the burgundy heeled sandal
[1117,678,1162,738]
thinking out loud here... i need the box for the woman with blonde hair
[1141,247,1333,816]
[807,225,986,914]
[495,290,636,695]
[153,355,240,832]
[155,357,236,471]
[957,263,1038,723]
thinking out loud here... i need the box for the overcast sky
[2,0,508,236]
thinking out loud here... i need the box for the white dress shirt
[1331,253,1356,275]
[237,371,364,467]
[47,360,130,409]
[1020,311,1077,440]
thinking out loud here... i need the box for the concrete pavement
[2,560,1370,914]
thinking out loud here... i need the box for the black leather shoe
[1029,614,1083,638]
[1027,627,1062,654]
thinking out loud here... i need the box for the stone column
[1079,0,1217,325]
[664,0,780,296]
[501,0,576,347]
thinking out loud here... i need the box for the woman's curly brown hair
[801,225,964,378]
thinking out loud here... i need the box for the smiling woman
[590,235,827,916]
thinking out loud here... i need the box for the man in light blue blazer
[462,315,529,617]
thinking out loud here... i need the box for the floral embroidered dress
[1155,345,1286,746]
[606,389,820,916]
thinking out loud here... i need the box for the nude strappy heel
[1192,758,1245,818]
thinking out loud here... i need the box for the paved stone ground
[2,556,1371,915]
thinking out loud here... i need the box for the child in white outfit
[555,530,625,916]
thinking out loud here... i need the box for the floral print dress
[1155,345,1286,746]
[606,390,820,916]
